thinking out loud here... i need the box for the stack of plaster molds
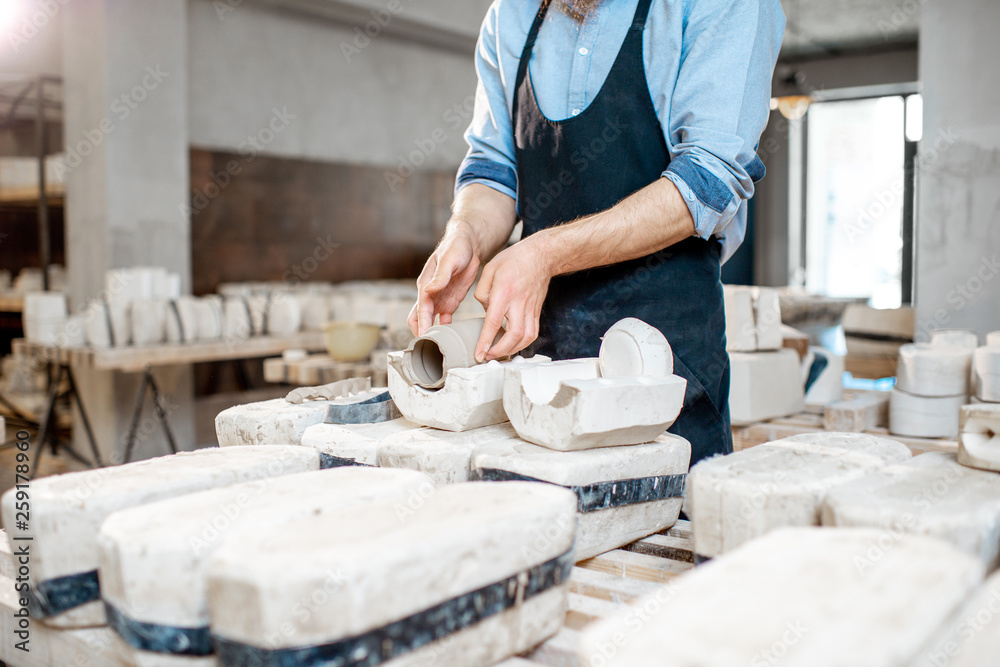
[958,403,1000,473]
[890,342,973,438]
[919,568,1000,667]
[723,287,805,423]
[205,482,577,667]
[822,452,1000,570]
[97,467,432,666]
[215,380,381,448]
[0,445,323,628]
[723,285,782,352]
[685,432,911,561]
[578,528,984,667]
[472,435,690,560]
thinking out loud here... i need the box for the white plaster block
[896,343,973,397]
[723,285,756,352]
[473,434,691,560]
[377,423,522,486]
[85,299,130,348]
[686,432,911,559]
[988,331,1000,347]
[889,388,965,438]
[297,293,330,331]
[98,467,433,667]
[193,296,223,341]
[387,352,549,432]
[751,287,783,351]
[300,418,423,466]
[206,482,577,664]
[958,403,1000,472]
[0,446,320,628]
[221,297,252,340]
[266,293,302,336]
[130,300,167,346]
[728,349,805,426]
[579,528,983,667]
[215,398,332,447]
[599,318,673,378]
[974,346,1000,402]
[804,347,845,407]
[165,297,199,344]
[822,452,1000,569]
[931,329,979,349]
[503,359,686,451]
[918,569,1000,667]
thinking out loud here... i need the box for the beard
[560,0,603,21]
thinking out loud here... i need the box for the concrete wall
[186,0,488,169]
[914,0,1000,340]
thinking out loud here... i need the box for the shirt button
[579,47,589,55]
[572,109,581,116]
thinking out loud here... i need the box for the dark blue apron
[513,0,733,464]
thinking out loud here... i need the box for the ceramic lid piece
[599,317,673,378]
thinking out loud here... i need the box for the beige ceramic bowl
[323,321,381,361]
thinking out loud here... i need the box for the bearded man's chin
[561,0,602,21]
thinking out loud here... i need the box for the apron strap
[631,0,654,30]
[514,0,553,100]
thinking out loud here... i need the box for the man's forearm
[447,183,518,262]
[531,177,697,277]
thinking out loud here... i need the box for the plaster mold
[472,434,691,560]
[98,467,432,667]
[85,299,130,348]
[215,399,333,447]
[822,452,1000,570]
[896,343,973,396]
[974,346,1000,402]
[23,292,67,345]
[889,388,965,438]
[988,331,1000,347]
[503,358,687,451]
[377,423,522,486]
[958,403,1000,472]
[598,318,672,378]
[401,317,496,390]
[300,418,423,466]
[265,293,302,336]
[931,329,979,349]
[728,350,805,425]
[686,432,911,559]
[723,285,756,352]
[0,446,320,628]
[193,296,224,341]
[284,377,371,404]
[205,483,576,666]
[387,352,550,432]
[130,300,167,346]
[165,297,199,344]
[804,347,845,407]
[920,569,1000,667]
[751,287,782,350]
[578,528,983,667]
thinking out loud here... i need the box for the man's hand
[473,236,552,362]
[408,184,519,337]
[408,223,481,336]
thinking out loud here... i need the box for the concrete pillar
[61,0,195,462]
[915,0,1000,341]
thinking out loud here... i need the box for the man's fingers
[475,298,506,363]
[407,302,420,337]
[473,264,495,310]
[416,290,437,336]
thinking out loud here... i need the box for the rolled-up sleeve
[660,0,784,241]
[456,1,518,201]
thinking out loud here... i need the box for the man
[408,0,785,463]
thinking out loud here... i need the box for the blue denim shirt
[456,0,785,262]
